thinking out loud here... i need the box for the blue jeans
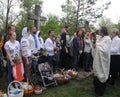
[73,55,79,69]
[83,52,91,71]
[6,59,13,83]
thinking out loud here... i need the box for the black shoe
[95,93,103,97]
[107,78,115,85]
[108,81,115,85]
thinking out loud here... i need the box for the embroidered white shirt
[45,38,56,56]
[4,40,20,60]
[21,37,31,57]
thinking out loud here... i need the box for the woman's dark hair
[27,28,30,32]
[76,29,81,36]
[65,25,69,29]
[8,25,15,30]
[100,26,109,36]
[38,31,42,36]
[30,26,36,30]
[48,30,54,35]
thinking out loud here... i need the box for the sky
[42,0,65,18]
[42,0,120,24]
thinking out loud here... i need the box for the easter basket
[22,79,34,95]
[34,85,42,95]
[8,81,24,97]
[66,69,78,78]
[55,75,70,84]
[54,68,71,84]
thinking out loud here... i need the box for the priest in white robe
[92,27,111,96]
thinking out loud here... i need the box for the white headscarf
[22,27,29,38]
[36,31,41,37]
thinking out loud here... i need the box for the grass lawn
[1,71,120,97]
[31,76,120,97]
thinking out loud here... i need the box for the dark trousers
[60,48,72,69]
[66,47,72,69]
[22,57,31,80]
[60,51,66,69]
[73,55,79,69]
[78,52,84,68]
[89,52,93,68]
[6,59,13,83]
[0,57,2,77]
[48,55,56,71]
[55,52,60,68]
[83,52,91,72]
[109,55,120,85]
[93,77,106,96]
[0,49,3,77]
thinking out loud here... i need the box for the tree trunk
[5,0,10,34]
[76,0,80,30]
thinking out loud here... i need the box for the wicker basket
[23,80,34,96]
[70,73,78,78]
[55,74,70,84]
[0,91,5,97]
[34,86,42,95]
[56,78,70,84]
[24,87,34,95]
[8,81,24,97]
[66,70,78,78]
[55,68,65,74]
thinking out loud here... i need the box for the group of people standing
[0,25,93,83]
[0,24,120,96]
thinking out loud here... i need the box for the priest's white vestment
[93,36,111,83]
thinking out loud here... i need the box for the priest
[92,27,111,96]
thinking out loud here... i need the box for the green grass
[1,71,120,97]
[30,76,120,97]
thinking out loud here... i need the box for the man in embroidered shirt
[45,30,59,71]
[28,26,40,55]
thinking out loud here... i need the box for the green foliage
[61,0,76,25]
[15,16,34,37]
[41,14,65,39]
[61,0,111,30]
[0,0,21,34]
[20,0,43,13]
[20,0,43,26]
